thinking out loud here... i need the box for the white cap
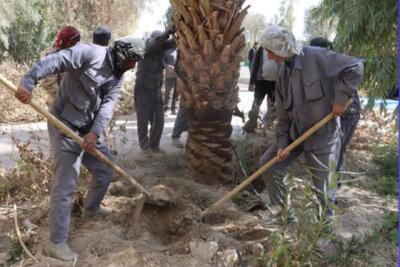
[261,25,303,58]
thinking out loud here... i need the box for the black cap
[93,26,111,46]
[309,37,332,49]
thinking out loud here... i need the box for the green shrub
[372,138,398,197]
[1,0,57,63]
[379,211,398,244]
[261,175,334,267]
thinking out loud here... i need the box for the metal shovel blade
[145,185,177,207]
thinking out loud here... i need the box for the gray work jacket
[21,43,123,137]
[275,46,364,151]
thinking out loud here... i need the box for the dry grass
[0,137,53,204]
[0,136,91,206]
[0,60,47,123]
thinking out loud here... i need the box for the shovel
[201,99,353,217]
[0,73,174,207]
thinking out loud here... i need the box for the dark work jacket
[134,51,164,94]
[248,47,256,65]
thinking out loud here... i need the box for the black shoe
[233,109,245,123]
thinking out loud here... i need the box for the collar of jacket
[106,47,121,77]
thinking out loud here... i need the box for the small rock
[238,225,271,241]
[335,230,353,246]
[189,241,219,262]
[0,252,8,264]
[316,237,337,258]
[109,181,133,196]
[251,243,264,257]
[149,184,177,205]
[216,249,239,267]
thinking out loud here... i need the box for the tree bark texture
[171,0,248,184]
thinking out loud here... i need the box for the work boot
[233,107,245,123]
[243,109,258,133]
[44,242,78,262]
[82,206,112,219]
[172,138,184,148]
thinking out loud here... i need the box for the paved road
[0,70,259,169]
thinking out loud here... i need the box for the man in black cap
[134,30,174,153]
[93,26,112,46]
[16,39,142,261]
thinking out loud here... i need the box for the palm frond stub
[171,0,248,183]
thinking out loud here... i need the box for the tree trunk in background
[171,0,248,184]
[63,0,150,38]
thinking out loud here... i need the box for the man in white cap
[259,26,364,214]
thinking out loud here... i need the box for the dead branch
[13,204,39,264]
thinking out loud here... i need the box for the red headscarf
[54,26,81,49]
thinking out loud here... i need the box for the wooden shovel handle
[201,98,353,217]
[0,73,152,198]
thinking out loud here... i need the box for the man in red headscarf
[40,26,81,107]
[54,25,80,49]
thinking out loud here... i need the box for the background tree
[0,0,151,63]
[241,13,266,64]
[243,13,266,46]
[0,0,57,63]
[303,7,336,42]
[170,0,248,183]
[60,0,152,40]
[312,0,398,98]
[272,0,295,31]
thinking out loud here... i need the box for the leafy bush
[261,175,334,267]
[379,211,398,244]
[1,0,57,63]
[372,138,398,197]
[313,0,398,98]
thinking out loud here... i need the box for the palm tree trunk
[171,0,248,184]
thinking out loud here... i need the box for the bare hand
[249,84,255,92]
[332,103,346,117]
[15,84,32,104]
[277,149,289,161]
[81,132,98,153]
